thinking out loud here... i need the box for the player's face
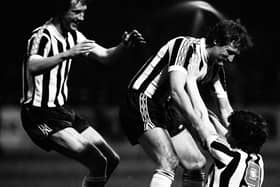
[63,1,87,31]
[212,43,240,65]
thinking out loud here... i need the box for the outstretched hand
[122,29,146,48]
[67,40,96,58]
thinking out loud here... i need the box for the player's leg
[139,127,179,187]
[80,126,120,181]
[71,112,120,186]
[165,99,206,187]
[172,129,206,187]
[50,127,108,187]
[120,92,178,186]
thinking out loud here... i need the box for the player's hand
[122,29,146,48]
[66,40,96,58]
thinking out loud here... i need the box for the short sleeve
[29,29,51,57]
[207,135,234,165]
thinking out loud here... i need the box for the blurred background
[1,0,280,186]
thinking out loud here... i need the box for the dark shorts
[21,104,91,151]
[119,91,186,145]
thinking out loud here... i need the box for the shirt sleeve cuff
[168,65,188,75]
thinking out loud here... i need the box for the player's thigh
[139,127,178,169]
[50,127,103,159]
[80,126,119,159]
[172,129,206,168]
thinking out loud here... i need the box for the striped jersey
[21,20,87,107]
[128,36,225,102]
[205,135,264,187]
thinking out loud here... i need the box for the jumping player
[20,0,145,187]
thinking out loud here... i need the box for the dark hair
[228,110,268,153]
[206,19,253,52]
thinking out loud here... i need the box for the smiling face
[61,0,87,32]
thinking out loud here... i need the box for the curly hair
[206,19,253,52]
[228,110,268,153]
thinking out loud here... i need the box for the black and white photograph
[1,0,279,187]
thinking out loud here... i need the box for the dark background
[2,0,280,107]
[1,1,280,187]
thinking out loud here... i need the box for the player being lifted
[183,54,268,187]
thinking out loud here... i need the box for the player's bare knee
[179,152,206,170]
[75,142,107,168]
[187,156,206,170]
[70,139,91,155]
[193,157,206,170]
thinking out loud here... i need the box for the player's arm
[208,110,228,137]
[186,78,218,142]
[28,36,96,75]
[169,69,200,126]
[212,79,233,127]
[85,30,146,64]
[183,58,219,143]
[187,75,233,164]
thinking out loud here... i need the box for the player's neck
[52,18,69,38]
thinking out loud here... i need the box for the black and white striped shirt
[206,135,264,187]
[128,36,223,102]
[21,21,87,107]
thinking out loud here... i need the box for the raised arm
[85,30,146,64]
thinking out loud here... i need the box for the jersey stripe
[62,39,71,102]
[41,68,51,107]
[128,36,208,101]
[54,41,63,106]
[169,38,184,66]
[206,138,264,187]
[21,22,78,107]
[139,52,169,94]
[220,152,240,187]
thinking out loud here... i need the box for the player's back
[206,137,264,187]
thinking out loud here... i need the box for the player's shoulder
[31,21,54,40]
[169,36,194,42]
[208,134,229,148]
[170,36,204,47]
[214,135,228,145]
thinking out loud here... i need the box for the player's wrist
[60,51,70,60]
[214,90,227,99]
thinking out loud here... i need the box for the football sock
[182,169,205,187]
[81,176,106,187]
[150,169,175,187]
